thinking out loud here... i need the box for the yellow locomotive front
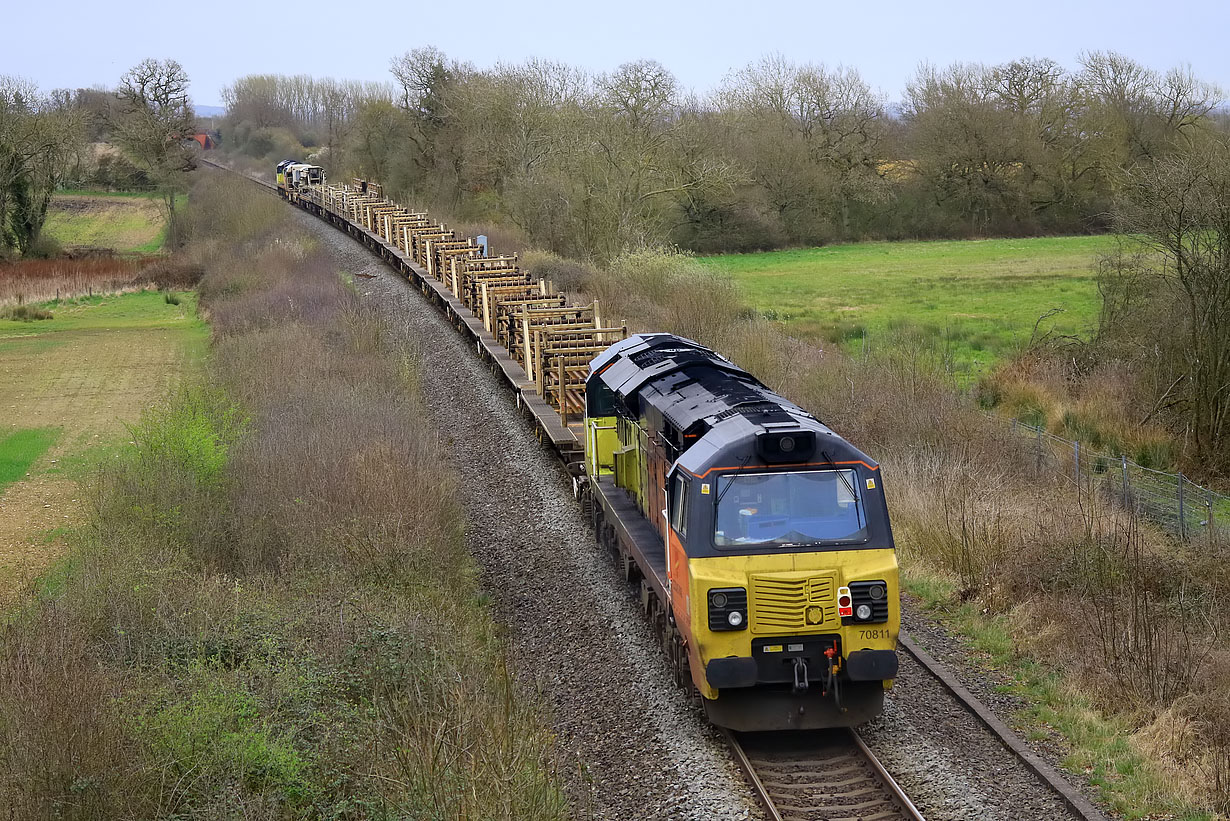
[586,333,899,731]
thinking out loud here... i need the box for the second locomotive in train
[585,333,899,731]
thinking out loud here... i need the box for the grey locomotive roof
[590,333,747,402]
[591,333,877,474]
[676,413,863,477]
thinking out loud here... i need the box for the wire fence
[1007,418,1228,545]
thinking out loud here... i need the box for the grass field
[41,190,169,253]
[0,429,58,494]
[700,235,1118,374]
[0,289,207,606]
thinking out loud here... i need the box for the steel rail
[725,729,923,821]
[722,729,785,821]
[897,631,1108,821]
[849,727,926,820]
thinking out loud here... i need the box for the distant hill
[195,104,226,118]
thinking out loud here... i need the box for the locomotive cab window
[714,469,867,547]
[586,378,616,416]
[669,475,689,537]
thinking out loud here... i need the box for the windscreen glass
[714,469,867,547]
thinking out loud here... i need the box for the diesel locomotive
[275,160,324,202]
[585,333,899,731]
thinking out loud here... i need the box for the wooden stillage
[304,182,639,430]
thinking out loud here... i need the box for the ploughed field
[0,291,205,605]
[700,235,1117,375]
[41,190,168,254]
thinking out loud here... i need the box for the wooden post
[1035,427,1043,475]
[521,312,534,379]
[535,331,546,395]
[1178,472,1186,539]
[558,355,567,425]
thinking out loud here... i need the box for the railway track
[727,729,924,821]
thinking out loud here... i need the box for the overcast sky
[6,0,1229,107]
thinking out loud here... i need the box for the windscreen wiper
[713,452,752,507]
[820,448,864,527]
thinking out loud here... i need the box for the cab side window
[670,476,689,537]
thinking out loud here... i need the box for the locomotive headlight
[779,435,796,453]
[708,587,747,631]
[842,580,888,625]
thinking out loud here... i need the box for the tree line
[222,49,1223,258]
[221,49,1230,475]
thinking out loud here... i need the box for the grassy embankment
[524,246,1227,820]
[0,173,565,818]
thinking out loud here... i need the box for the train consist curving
[275,162,900,733]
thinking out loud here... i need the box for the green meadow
[700,235,1118,375]
[0,290,204,341]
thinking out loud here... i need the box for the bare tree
[1079,51,1222,168]
[111,58,196,233]
[719,56,888,241]
[1112,135,1230,471]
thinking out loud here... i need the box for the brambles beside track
[0,174,566,817]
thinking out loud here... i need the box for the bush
[25,233,62,260]
[88,152,153,191]
[0,304,53,321]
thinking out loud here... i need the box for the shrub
[25,233,62,259]
[0,304,53,321]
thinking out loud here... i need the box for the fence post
[1177,472,1186,539]
[1074,440,1081,485]
[1036,426,1043,475]
[1121,455,1130,509]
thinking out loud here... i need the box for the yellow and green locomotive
[275,159,324,202]
[585,333,899,731]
